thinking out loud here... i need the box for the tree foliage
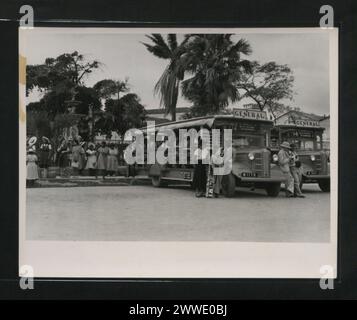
[26,51,101,117]
[93,78,129,100]
[181,35,252,117]
[238,61,294,117]
[142,34,188,121]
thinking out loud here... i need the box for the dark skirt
[192,162,207,191]
[38,151,50,168]
[58,153,68,168]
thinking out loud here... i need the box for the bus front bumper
[303,174,330,180]
[238,177,286,183]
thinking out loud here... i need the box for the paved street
[26,183,330,242]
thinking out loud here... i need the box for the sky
[22,29,331,116]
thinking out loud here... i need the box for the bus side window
[316,135,321,150]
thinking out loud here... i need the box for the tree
[27,110,52,138]
[237,61,294,118]
[142,34,188,121]
[93,79,129,101]
[74,86,101,115]
[26,51,101,117]
[180,34,252,117]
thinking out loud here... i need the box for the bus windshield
[216,120,270,149]
[280,128,323,151]
[233,134,266,148]
[287,138,321,151]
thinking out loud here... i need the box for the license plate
[241,172,258,177]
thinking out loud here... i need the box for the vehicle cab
[270,115,330,192]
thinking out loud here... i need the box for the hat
[280,141,291,149]
[28,136,37,146]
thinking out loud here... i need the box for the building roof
[146,107,191,115]
[145,116,172,124]
[275,110,324,121]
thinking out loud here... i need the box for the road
[26,183,330,242]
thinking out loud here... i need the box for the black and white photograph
[19,28,338,278]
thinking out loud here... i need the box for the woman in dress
[26,150,39,187]
[38,136,52,178]
[192,137,210,198]
[71,139,85,176]
[106,143,119,176]
[57,138,70,176]
[97,141,109,179]
[85,143,97,178]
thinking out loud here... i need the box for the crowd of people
[27,136,305,198]
[26,136,124,186]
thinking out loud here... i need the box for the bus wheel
[222,174,236,197]
[151,176,163,187]
[318,179,330,192]
[265,183,281,197]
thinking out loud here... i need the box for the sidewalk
[32,175,151,188]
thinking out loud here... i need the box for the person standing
[26,150,39,187]
[85,143,97,178]
[57,138,70,177]
[97,141,109,179]
[278,141,294,197]
[211,147,224,198]
[289,143,305,198]
[106,143,119,176]
[192,138,210,198]
[38,136,52,178]
[71,139,85,176]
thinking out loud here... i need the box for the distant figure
[97,141,109,179]
[71,139,85,176]
[107,143,119,176]
[38,136,52,178]
[192,138,210,198]
[211,147,224,198]
[278,141,294,197]
[85,143,97,178]
[290,143,305,198]
[57,138,70,176]
[26,150,39,187]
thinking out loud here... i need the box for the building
[145,107,191,122]
[319,115,330,150]
[274,110,323,126]
[274,110,330,150]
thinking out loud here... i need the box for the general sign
[289,119,320,127]
[233,109,268,121]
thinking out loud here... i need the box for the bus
[270,119,330,192]
[131,109,286,197]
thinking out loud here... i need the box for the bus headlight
[310,155,316,161]
[248,152,255,161]
[272,154,278,162]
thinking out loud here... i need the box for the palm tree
[180,34,252,117]
[142,34,188,121]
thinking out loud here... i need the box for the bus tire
[151,176,163,187]
[265,183,281,197]
[318,179,330,192]
[222,174,236,197]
